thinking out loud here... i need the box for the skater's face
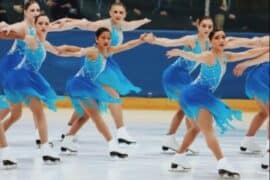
[110,5,126,23]
[96,31,111,48]
[210,30,226,51]
[35,16,50,35]
[24,3,41,23]
[197,19,213,38]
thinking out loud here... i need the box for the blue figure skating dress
[163,37,210,100]
[245,62,269,104]
[96,22,141,95]
[3,39,60,111]
[179,55,242,133]
[66,52,121,116]
[0,26,35,87]
[0,96,8,109]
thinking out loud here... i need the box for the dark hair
[24,0,39,10]
[209,28,224,40]
[197,16,213,25]
[34,13,49,24]
[110,2,127,10]
[96,27,110,38]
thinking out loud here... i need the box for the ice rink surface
[0,109,269,180]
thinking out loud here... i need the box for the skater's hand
[139,33,147,41]
[0,21,8,30]
[143,18,152,24]
[0,25,12,35]
[142,33,155,43]
[166,49,182,58]
[233,62,248,77]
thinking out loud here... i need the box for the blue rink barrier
[0,30,267,98]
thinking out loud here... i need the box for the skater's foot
[169,153,191,172]
[261,149,269,171]
[109,139,128,159]
[0,147,17,169]
[117,127,136,145]
[60,135,78,155]
[41,143,60,164]
[217,158,240,179]
[240,136,261,154]
[161,134,178,152]
[185,148,199,156]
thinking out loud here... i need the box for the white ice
[0,109,269,180]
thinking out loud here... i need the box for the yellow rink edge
[56,97,260,112]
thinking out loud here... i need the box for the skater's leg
[0,124,16,168]
[3,103,22,131]
[167,110,185,135]
[104,86,136,144]
[240,100,268,153]
[176,120,200,153]
[0,109,9,121]
[29,97,60,163]
[162,110,185,152]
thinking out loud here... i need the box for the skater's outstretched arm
[233,52,269,76]
[43,41,86,57]
[166,49,214,64]
[225,36,270,49]
[225,47,269,62]
[121,18,151,31]
[109,33,153,54]
[0,21,27,38]
[50,18,109,31]
[151,35,195,47]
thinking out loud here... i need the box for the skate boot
[117,127,136,145]
[185,145,200,156]
[60,135,78,155]
[240,136,261,153]
[0,147,17,169]
[217,158,240,179]
[261,149,269,171]
[36,139,54,148]
[41,143,60,164]
[169,153,191,172]
[161,134,178,152]
[109,139,128,159]
[61,133,78,142]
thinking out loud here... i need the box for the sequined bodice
[174,37,210,73]
[9,26,36,55]
[16,40,46,72]
[76,53,106,80]
[193,55,227,92]
[110,22,123,46]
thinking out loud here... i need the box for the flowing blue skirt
[179,84,242,133]
[0,50,24,86]
[3,69,60,111]
[162,63,192,100]
[245,62,269,104]
[66,76,121,116]
[96,56,141,95]
[0,96,9,109]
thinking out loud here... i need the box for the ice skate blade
[218,169,240,179]
[118,138,136,145]
[240,146,261,154]
[261,164,269,171]
[168,163,191,172]
[42,156,61,165]
[1,160,17,170]
[60,147,77,155]
[110,151,128,159]
[161,146,177,153]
